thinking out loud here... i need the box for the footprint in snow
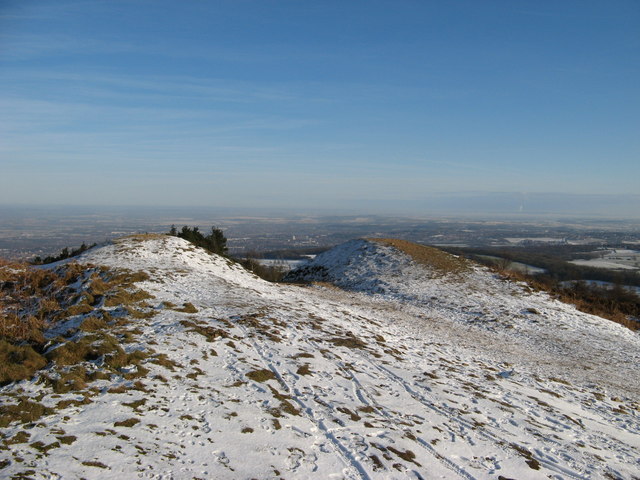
[285,448,318,472]
[212,450,231,467]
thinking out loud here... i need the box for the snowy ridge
[287,239,640,397]
[1,235,639,479]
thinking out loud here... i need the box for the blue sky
[1,0,638,215]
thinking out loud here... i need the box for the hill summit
[0,235,638,479]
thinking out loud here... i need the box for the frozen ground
[1,235,638,479]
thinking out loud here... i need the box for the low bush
[238,256,288,282]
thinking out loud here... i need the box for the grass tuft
[180,320,228,342]
[79,317,109,332]
[327,333,367,349]
[82,460,109,469]
[0,398,53,428]
[5,431,30,445]
[0,341,47,385]
[246,368,276,382]
[175,302,198,313]
[56,435,77,445]
[114,418,140,428]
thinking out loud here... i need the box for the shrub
[238,255,288,282]
[169,225,228,256]
[31,242,96,265]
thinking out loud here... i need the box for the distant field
[255,258,310,270]
[570,249,640,271]
[477,255,547,274]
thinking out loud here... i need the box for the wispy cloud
[3,68,293,98]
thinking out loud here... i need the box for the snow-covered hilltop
[287,238,640,398]
[1,235,638,479]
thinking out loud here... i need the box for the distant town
[1,206,639,269]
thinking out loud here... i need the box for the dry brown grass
[114,417,140,427]
[65,303,94,316]
[104,289,153,307]
[125,306,155,319]
[47,366,89,394]
[87,275,110,296]
[46,331,151,374]
[100,270,154,314]
[0,341,47,385]
[117,233,165,243]
[150,353,181,371]
[46,332,121,366]
[0,397,53,428]
[370,238,470,276]
[174,302,198,313]
[246,368,276,382]
[327,333,367,349]
[0,314,46,344]
[0,254,198,391]
[180,319,228,342]
[1,261,59,344]
[80,317,109,332]
[0,259,96,347]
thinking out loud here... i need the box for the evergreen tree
[171,225,228,256]
[207,227,228,255]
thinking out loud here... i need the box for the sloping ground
[286,239,640,398]
[370,238,470,275]
[0,236,638,479]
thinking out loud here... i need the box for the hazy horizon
[2,191,640,221]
